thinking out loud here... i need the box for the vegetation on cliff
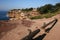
[8,3,60,20]
[30,3,60,19]
[21,3,60,14]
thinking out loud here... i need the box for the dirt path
[0,14,60,40]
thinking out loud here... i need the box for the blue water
[0,11,9,20]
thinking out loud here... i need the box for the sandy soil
[0,14,60,40]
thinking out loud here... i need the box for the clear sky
[0,0,60,10]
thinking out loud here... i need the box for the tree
[55,3,60,8]
[37,4,54,14]
[55,3,60,10]
[21,8,33,12]
[28,8,33,11]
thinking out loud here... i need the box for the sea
[0,11,9,20]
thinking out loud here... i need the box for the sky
[0,0,60,11]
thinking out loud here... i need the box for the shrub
[30,16,43,19]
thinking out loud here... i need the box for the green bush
[30,16,43,19]
[30,12,59,20]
